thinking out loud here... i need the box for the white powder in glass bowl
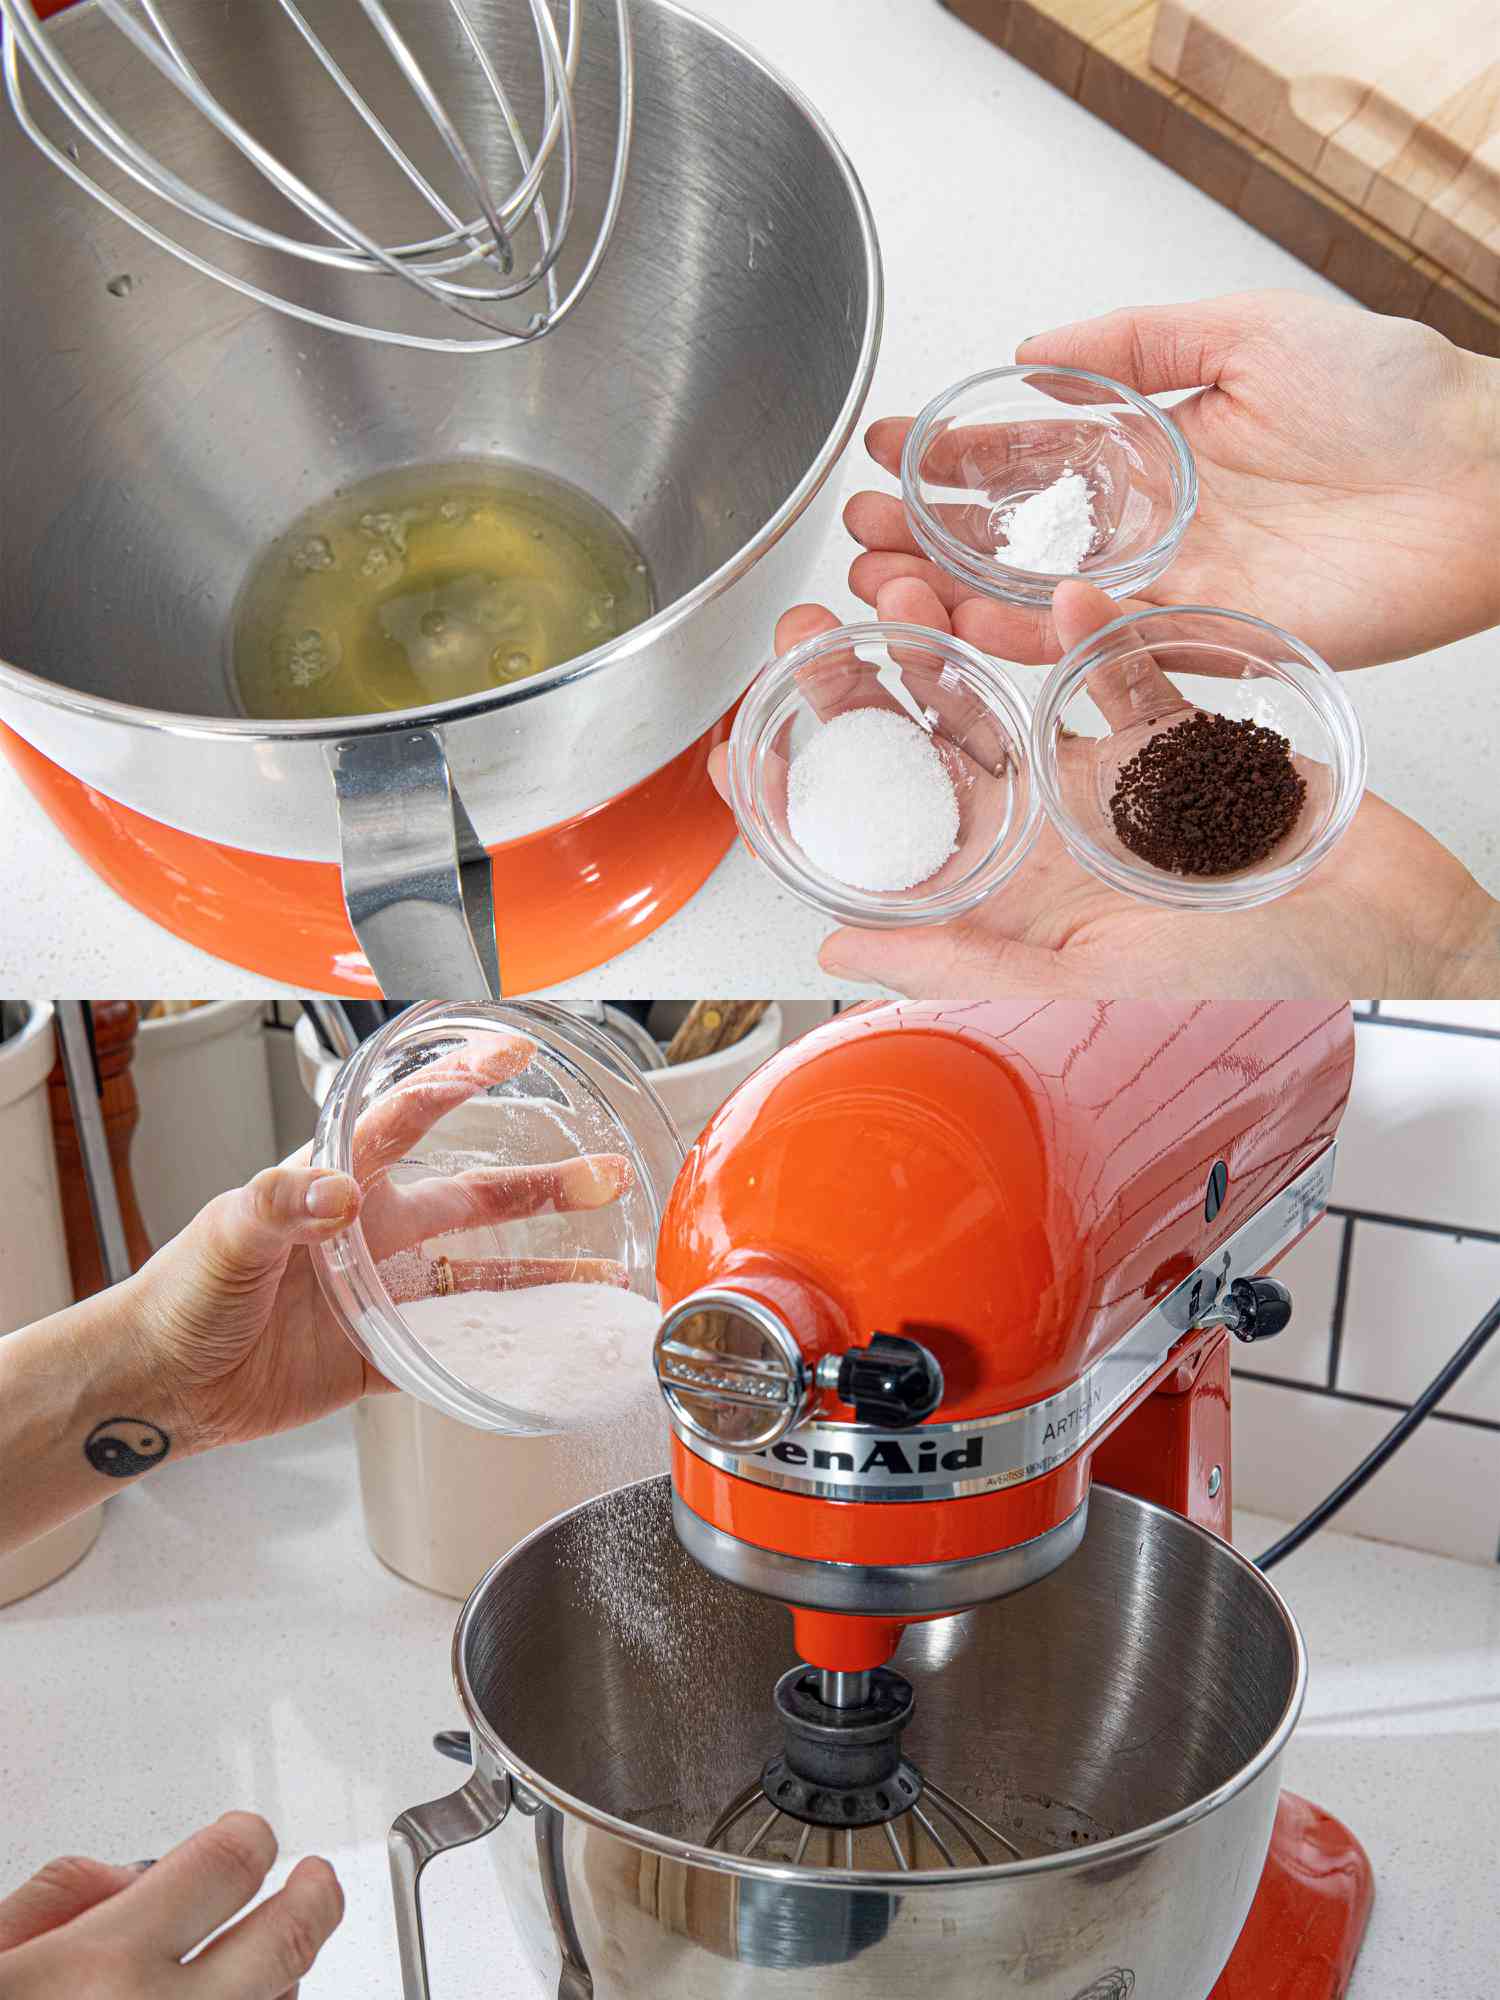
[400,1282,661,1430]
[787,708,959,892]
[994,470,1096,573]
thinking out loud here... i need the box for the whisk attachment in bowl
[0,0,633,350]
[706,1664,1027,1873]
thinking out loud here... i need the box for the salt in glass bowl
[727,622,1041,928]
[901,365,1198,608]
[1031,607,1367,912]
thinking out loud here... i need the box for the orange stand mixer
[652,999,1374,1998]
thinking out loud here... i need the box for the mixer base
[1212,1792,1373,1998]
[0,715,735,994]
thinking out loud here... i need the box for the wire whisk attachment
[707,1776,1028,1872]
[0,0,633,351]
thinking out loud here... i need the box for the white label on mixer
[677,1147,1335,1503]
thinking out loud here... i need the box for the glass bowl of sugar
[728,621,1041,927]
[1031,606,1366,911]
[310,1001,684,1435]
[901,366,1197,608]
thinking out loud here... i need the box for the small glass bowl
[727,621,1040,928]
[310,1001,683,1434]
[901,365,1198,607]
[1031,607,1367,911]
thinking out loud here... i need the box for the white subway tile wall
[1233,1003,1500,1566]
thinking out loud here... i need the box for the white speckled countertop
[2,1409,1496,1996]
[3,0,1497,996]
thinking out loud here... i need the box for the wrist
[1428,882,1500,1000]
[0,1281,177,1558]
[1455,348,1500,628]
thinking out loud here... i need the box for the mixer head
[0,0,633,350]
[651,1002,1353,1865]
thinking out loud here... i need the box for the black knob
[1225,1277,1292,1343]
[835,1335,944,1427]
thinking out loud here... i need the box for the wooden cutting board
[1151,0,1500,303]
[941,0,1499,355]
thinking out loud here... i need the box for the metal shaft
[817,1670,872,1711]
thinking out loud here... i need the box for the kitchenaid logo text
[758,1434,989,1477]
[745,1379,1105,1489]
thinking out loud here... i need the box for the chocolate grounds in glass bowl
[1108,709,1309,877]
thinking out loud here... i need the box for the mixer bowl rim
[0,0,883,745]
[449,1473,1309,1888]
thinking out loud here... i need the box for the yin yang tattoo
[83,1417,171,1479]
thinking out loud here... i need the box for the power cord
[1256,1291,1500,1572]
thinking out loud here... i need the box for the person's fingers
[766,604,865,728]
[1016,299,1244,395]
[1052,579,1188,733]
[199,1169,362,1284]
[774,604,844,657]
[849,550,968,611]
[873,575,954,635]
[183,1855,343,1999]
[380,1254,630,1302]
[98,1812,278,1963]
[1051,577,1124,655]
[367,1155,636,1257]
[864,416,1052,486]
[951,596,1058,663]
[0,1854,145,1950]
[847,489,1075,659]
[351,1033,536,1183]
[766,599,909,733]
[817,921,1069,997]
[848,552,1059,662]
[708,742,730,803]
[865,415,916,475]
[845,490,924,558]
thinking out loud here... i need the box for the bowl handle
[330,729,501,998]
[389,1739,512,1999]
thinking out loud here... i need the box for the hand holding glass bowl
[723,578,1364,923]
[899,364,1198,610]
[129,1013,652,1460]
[711,579,1488,1001]
[311,1002,681,1436]
[849,294,1500,669]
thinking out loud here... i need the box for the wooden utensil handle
[46,1003,153,1300]
[665,1002,770,1066]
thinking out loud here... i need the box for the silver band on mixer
[669,1490,1090,1617]
[669,1145,1336,1504]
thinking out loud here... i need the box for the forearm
[0,1281,175,1557]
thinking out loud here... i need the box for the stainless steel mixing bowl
[391,1477,1305,1999]
[0,0,880,988]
